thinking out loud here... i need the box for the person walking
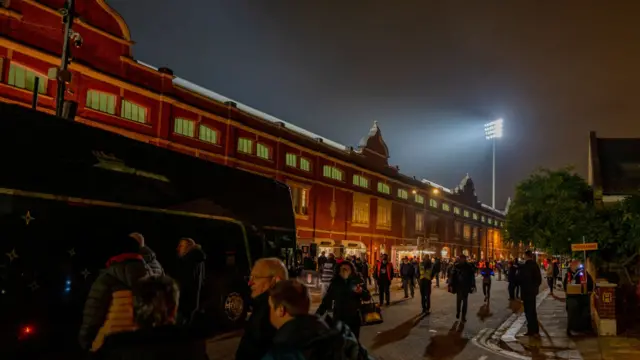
[480,260,493,302]
[545,258,555,294]
[518,250,542,337]
[374,254,394,306]
[418,257,434,314]
[507,260,519,300]
[400,257,416,299]
[175,238,206,324]
[432,258,441,288]
[450,255,475,322]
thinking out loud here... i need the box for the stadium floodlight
[484,119,504,208]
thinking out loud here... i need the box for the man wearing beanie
[78,233,151,352]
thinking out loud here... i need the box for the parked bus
[0,104,296,358]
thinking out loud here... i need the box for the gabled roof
[590,131,640,196]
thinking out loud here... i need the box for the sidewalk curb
[471,289,551,360]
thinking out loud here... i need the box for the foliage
[504,168,595,254]
[504,167,640,259]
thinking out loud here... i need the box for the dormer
[357,121,390,167]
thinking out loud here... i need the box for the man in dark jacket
[236,257,289,360]
[263,279,367,360]
[78,234,150,350]
[130,233,164,277]
[400,257,416,298]
[450,255,475,322]
[175,238,206,324]
[518,250,542,336]
[374,254,394,306]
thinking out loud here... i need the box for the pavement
[474,287,640,360]
[206,276,522,360]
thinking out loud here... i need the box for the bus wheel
[222,291,247,327]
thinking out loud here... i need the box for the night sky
[111,0,640,207]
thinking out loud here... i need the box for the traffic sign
[571,243,598,251]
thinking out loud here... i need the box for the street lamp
[484,119,503,208]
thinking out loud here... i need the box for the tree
[504,168,595,254]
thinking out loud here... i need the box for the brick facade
[0,1,510,263]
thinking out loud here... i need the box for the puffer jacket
[91,290,136,351]
[140,246,164,277]
[78,253,149,351]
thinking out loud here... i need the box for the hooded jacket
[140,246,164,277]
[78,253,149,351]
[175,245,207,318]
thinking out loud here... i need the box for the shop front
[392,245,420,266]
[315,239,340,258]
[343,240,368,260]
[441,246,451,259]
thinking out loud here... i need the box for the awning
[343,240,366,249]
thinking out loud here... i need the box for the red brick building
[0,0,510,265]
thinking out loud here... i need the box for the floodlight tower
[484,119,503,208]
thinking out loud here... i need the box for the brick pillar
[593,282,617,336]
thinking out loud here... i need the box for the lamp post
[484,119,503,208]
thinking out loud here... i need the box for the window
[174,118,195,137]
[429,199,438,208]
[481,216,486,223]
[472,213,479,221]
[398,189,408,199]
[237,138,253,154]
[455,221,462,236]
[291,185,309,216]
[256,143,271,160]
[415,211,424,232]
[500,221,504,227]
[121,99,147,123]
[463,210,470,218]
[473,227,478,239]
[442,203,451,212]
[323,165,343,181]
[300,158,311,172]
[453,207,461,215]
[463,224,471,239]
[377,199,392,229]
[414,194,424,204]
[199,125,219,144]
[377,182,391,194]
[8,63,47,94]
[286,153,297,168]
[430,218,438,234]
[352,193,370,225]
[353,175,369,188]
[86,89,116,115]
[488,218,493,225]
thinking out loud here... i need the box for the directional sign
[571,243,598,251]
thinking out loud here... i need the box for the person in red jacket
[373,254,394,306]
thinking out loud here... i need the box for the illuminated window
[291,185,309,216]
[174,118,195,137]
[488,218,493,225]
[237,138,253,154]
[323,165,343,181]
[442,203,451,212]
[481,215,486,223]
[8,63,47,94]
[352,193,370,225]
[472,213,479,221]
[463,210,470,218]
[199,125,219,144]
[300,158,311,172]
[473,227,478,239]
[398,189,408,199]
[415,211,424,232]
[256,143,271,160]
[415,194,425,204]
[463,224,471,239]
[429,199,438,208]
[121,100,147,123]
[377,199,392,229]
[86,89,116,115]
[286,153,297,167]
[353,175,369,188]
[455,221,462,236]
[377,182,391,194]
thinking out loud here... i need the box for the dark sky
[111,0,640,207]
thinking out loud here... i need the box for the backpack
[301,318,371,360]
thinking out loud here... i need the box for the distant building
[588,131,640,205]
[0,0,509,262]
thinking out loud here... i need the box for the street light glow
[484,119,503,140]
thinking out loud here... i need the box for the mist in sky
[110,0,640,207]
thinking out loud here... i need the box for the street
[206,277,518,360]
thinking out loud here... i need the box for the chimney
[158,67,174,76]
[315,138,324,143]
[224,101,237,108]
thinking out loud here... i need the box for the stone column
[593,282,617,336]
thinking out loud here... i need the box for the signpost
[571,237,598,293]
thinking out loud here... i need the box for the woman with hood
[316,260,370,339]
[175,238,207,324]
